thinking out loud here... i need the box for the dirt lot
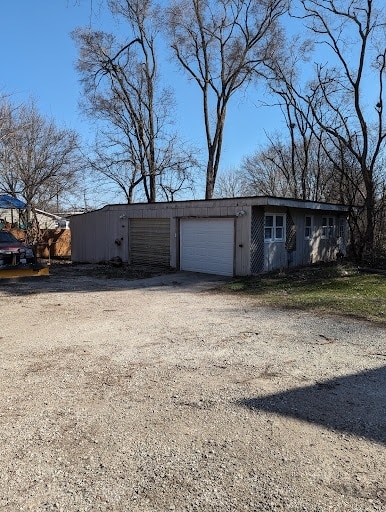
[1,265,385,511]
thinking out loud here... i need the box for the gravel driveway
[1,267,385,511]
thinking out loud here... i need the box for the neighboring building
[0,206,70,230]
[33,210,70,230]
[70,196,349,276]
[0,194,27,229]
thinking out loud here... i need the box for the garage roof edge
[70,195,349,217]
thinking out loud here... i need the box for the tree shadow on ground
[237,366,386,445]
[0,264,228,296]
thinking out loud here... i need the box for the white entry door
[180,218,234,276]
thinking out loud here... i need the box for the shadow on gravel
[0,265,229,296]
[238,366,386,445]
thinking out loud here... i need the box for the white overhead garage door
[180,218,234,276]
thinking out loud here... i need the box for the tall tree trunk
[205,159,215,200]
[149,173,156,203]
[363,174,375,260]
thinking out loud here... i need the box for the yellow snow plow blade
[0,264,49,278]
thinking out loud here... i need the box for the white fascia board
[262,197,349,213]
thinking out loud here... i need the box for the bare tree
[166,0,289,200]
[0,100,18,196]
[214,168,247,198]
[87,130,152,204]
[259,36,336,201]
[241,143,298,197]
[157,134,197,201]
[240,131,340,201]
[290,0,386,261]
[73,0,198,203]
[0,99,80,220]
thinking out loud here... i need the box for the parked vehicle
[0,230,35,266]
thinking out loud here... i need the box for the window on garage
[305,215,313,239]
[264,214,285,242]
[321,216,335,239]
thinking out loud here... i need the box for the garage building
[70,196,349,276]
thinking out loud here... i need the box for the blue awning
[0,194,27,209]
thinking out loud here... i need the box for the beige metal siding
[71,209,129,263]
[130,218,170,265]
[234,207,251,275]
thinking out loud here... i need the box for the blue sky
[0,2,100,137]
[0,1,286,202]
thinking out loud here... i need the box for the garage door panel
[130,218,170,265]
[180,218,234,276]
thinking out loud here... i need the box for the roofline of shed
[260,196,349,212]
[70,195,349,217]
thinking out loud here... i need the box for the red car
[0,230,35,266]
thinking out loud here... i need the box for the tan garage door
[130,218,170,265]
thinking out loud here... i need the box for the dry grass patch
[225,264,386,323]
